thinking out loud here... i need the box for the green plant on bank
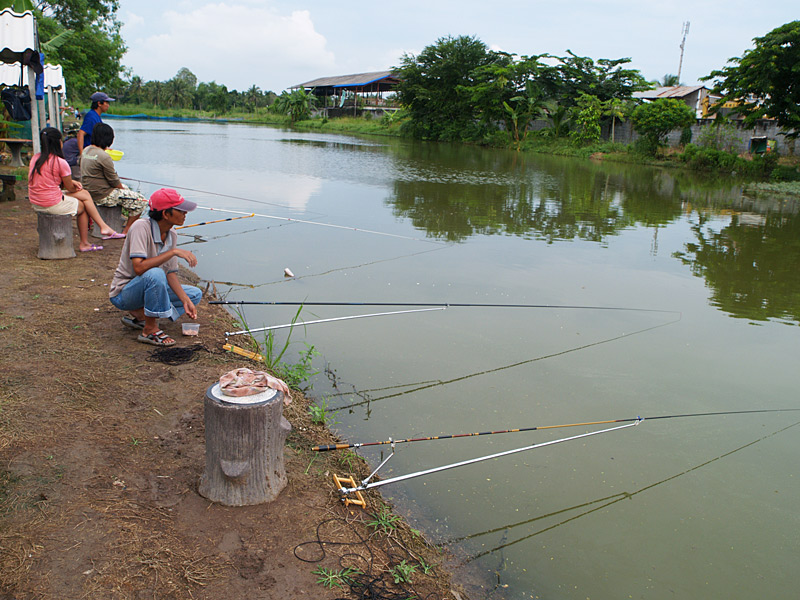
[275,343,319,390]
[570,93,602,146]
[390,559,417,584]
[308,397,338,427]
[367,506,402,535]
[311,566,361,589]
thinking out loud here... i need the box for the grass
[308,397,338,427]
[390,559,417,584]
[367,506,402,536]
[311,566,361,589]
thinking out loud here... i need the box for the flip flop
[80,244,103,252]
[102,231,126,240]
[137,330,175,347]
[121,315,145,330]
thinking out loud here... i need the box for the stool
[37,212,76,259]
[0,174,15,202]
[91,205,125,238]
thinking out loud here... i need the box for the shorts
[32,195,79,216]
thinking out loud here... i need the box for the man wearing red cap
[109,188,202,346]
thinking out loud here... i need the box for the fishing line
[199,243,449,292]
[195,205,446,244]
[458,419,800,566]
[330,314,681,412]
[119,176,301,211]
[211,299,679,314]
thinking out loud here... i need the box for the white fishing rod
[225,306,446,337]
[337,419,642,498]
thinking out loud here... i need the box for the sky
[117,0,797,93]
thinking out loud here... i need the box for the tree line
[106,68,278,114]
[7,2,797,152]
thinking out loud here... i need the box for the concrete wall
[602,119,797,154]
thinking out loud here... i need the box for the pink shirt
[28,154,71,208]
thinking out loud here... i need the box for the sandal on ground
[80,244,103,252]
[137,330,175,347]
[121,315,145,330]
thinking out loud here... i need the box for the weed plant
[367,506,402,535]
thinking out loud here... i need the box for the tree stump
[36,212,76,260]
[0,174,16,202]
[91,205,125,238]
[198,383,291,506]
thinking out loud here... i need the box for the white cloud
[122,3,335,92]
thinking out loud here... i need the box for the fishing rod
[211,300,679,314]
[225,307,446,337]
[194,205,439,243]
[336,420,642,499]
[120,177,443,243]
[315,408,800,452]
[175,213,255,229]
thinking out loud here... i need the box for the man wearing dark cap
[77,91,114,154]
[109,188,202,347]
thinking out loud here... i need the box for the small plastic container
[105,149,124,161]
[182,323,200,336]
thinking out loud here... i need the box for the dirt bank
[0,178,468,599]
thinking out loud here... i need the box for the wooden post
[36,212,76,259]
[198,383,291,506]
[91,205,125,238]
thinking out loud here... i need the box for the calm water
[110,118,800,599]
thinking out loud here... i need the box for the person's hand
[183,298,197,320]
[174,248,197,267]
[73,181,83,191]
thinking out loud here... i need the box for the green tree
[570,93,602,145]
[661,74,680,87]
[195,81,229,113]
[395,35,499,141]
[29,0,125,101]
[702,20,800,138]
[273,88,316,123]
[554,51,650,107]
[631,98,696,155]
[602,97,629,143]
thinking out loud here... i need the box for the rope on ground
[146,343,211,365]
[294,516,443,600]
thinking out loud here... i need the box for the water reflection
[675,199,800,324]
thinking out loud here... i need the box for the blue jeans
[110,267,202,321]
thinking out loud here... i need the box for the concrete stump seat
[91,205,125,238]
[37,212,76,259]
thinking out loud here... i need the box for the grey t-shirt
[109,218,179,298]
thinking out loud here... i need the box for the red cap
[149,188,197,212]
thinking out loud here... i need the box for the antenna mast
[677,21,690,83]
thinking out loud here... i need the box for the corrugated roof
[292,71,398,89]
[633,85,705,100]
[0,62,65,92]
[0,9,37,64]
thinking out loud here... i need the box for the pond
[109,117,800,599]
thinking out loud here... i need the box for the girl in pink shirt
[29,127,121,252]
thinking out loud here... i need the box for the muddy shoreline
[0,178,483,599]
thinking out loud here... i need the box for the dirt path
[0,179,469,599]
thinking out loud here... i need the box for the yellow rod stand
[223,343,265,362]
[333,474,367,509]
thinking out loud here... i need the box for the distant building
[633,86,712,118]
[291,71,400,115]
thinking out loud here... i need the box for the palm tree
[661,74,680,87]
[274,88,317,123]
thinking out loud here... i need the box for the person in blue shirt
[77,92,114,154]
